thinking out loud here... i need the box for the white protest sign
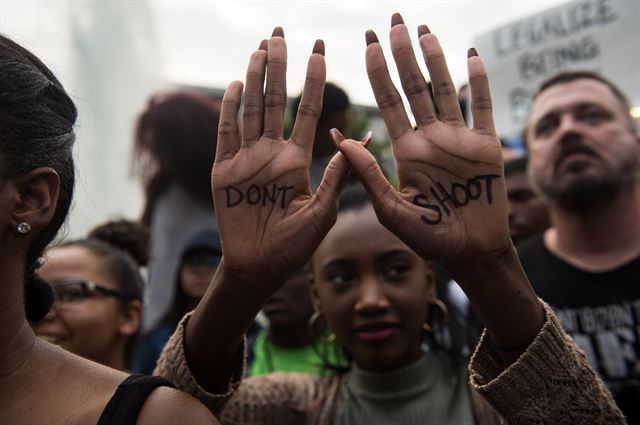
[474,0,640,139]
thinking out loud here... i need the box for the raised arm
[180,30,352,393]
[333,15,544,358]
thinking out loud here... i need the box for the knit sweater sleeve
[153,311,246,415]
[469,301,626,424]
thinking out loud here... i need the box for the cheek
[529,144,553,173]
[66,303,120,339]
[316,287,354,342]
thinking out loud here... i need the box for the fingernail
[259,39,268,51]
[467,47,478,58]
[391,13,404,27]
[272,27,284,38]
[313,39,325,56]
[365,30,379,46]
[330,128,345,148]
[417,24,430,37]
[360,131,372,148]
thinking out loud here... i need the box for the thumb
[330,129,395,212]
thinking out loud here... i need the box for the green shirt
[249,330,347,376]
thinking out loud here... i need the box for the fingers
[365,30,413,140]
[216,80,244,161]
[314,149,350,213]
[389,14,437,127]
[467,49,496,135]
[290,40,326,153]
[330,129,397,215]
[242,41,268,146]
[263,27,287,140]
[418,32,464,125]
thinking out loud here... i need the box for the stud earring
[16,222,31,234]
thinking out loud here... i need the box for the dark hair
[0,34,77,324]
[291,82,350,129]
[57,239,144,303]
[132,90,220,225]
[88,219,150,267]
[504,156,528,176]
[315,183,476,372]
[291,82,351,126]
[56,238,145,365]
[523,70,636,145]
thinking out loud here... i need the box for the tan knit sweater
[154,303,626,424]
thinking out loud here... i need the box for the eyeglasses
[182,253,221,270]
[52,279,125,304]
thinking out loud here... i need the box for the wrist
[217,257,286,297]
[444,243,517,282]
[444,244,544,352]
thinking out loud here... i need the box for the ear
[118,299,142,337]
[11,167,60,236]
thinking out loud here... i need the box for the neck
[545,184,640,271]
[0,258,40,399]
[267,323,313,349]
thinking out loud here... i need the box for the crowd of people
[1,11,637,425]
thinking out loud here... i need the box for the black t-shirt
[519,236,640,423]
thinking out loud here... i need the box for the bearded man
[519,70,640,422]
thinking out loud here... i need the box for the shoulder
[137,385,219,425]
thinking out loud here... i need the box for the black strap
[97,374,176,425]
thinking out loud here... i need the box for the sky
[1,0,568,105]
[0,0,570,235]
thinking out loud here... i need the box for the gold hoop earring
[308,310,336,344]
[423,298,449,333]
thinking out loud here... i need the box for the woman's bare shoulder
[137,386,219,425]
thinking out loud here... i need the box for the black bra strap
[97,374,176,425]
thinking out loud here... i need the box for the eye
[577,107,610,125]
[57,284,86,303]
[534,116,558,138]
[326,270,356,287]
[508,189,536,203]
[384,261,411,281]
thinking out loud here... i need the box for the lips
[353,321,400,344]
[554,142,599,172]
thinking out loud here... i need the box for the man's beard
[531,160,637,213]
[539,173,620,212]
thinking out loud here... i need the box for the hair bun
[88,219,150,267]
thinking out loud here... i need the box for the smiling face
[312,204,434,372]
[35,245,130,366]
[526,78,640,211]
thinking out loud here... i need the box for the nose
[555,113,583,145]
[354,274,390,316]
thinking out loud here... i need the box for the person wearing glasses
[35,238,145,372]
[0,34,216,425]
[133,229,222,374]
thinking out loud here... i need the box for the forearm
[184,258,280,392]
[445,245,544,362]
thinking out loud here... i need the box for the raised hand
[212,29,350,289]
[334,14,510,264]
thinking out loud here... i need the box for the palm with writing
[213,30,350,289]
[335,15,510,264]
